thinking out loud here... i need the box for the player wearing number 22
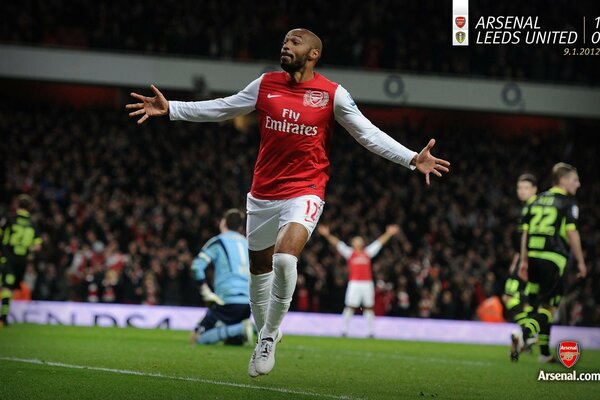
[126,28,450,377]
[0,195,42,327]
[511,163,587,363]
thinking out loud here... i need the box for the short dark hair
[223,209,244,231]
[517,173,537,187]
[17,194,32,210]
[552,162,577,185]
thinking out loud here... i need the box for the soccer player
[0,194,42,327]
[126,28,450,377]
[503,174,537,342]
[511,163,587,363]
[318,224,400,338]
[190,209,254,346]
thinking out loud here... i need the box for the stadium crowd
[2,103,598,327]
[1,0,597,86]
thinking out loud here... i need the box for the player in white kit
[319,225,400,337]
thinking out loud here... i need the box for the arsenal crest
[557,341,580,368]
[455,16,466,28]
[455,31,466,44]
[303,90,329,108]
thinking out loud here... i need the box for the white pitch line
[0,356,365,400]
[289,346,494,367]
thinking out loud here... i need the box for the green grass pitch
[1,324,599,399]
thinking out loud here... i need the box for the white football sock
[364,309,375,336]
[342,307,354,335]
[249,271,273,334]
[262,253,297,339]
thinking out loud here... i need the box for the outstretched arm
[317,225,340,247]
[126,85,169,125]
[365,224,400,258]
[376,224,400,247]
[318,225,353,259]
[126,75,262,124]
[334,85,450,185]
[410,139,451,186]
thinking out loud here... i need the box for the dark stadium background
[1,0,599,328]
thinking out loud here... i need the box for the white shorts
[345,281,375,308]
[246,193,325,251]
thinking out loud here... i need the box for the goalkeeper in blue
[190,209,254,345]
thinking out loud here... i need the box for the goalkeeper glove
[200,283,224,306]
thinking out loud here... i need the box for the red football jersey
[169,71,418,199]
[347,250,373,282]
[252,72,338,200]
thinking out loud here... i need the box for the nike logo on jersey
[267,94,282,98]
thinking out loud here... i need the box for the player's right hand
[126,85,169,124]
[317,225,330,236]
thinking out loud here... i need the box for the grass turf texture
[1,324,599,399]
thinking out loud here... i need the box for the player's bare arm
[126,84,169,124]
[376,224,400,246]
[508,253,520,275]
[410,139,450,186]
[567,229,587,278]
[518,230,529,281]
[317,225,340,247]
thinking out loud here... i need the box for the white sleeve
[335,242,353,260]
[334,85,417,169]
[169,75,262,122]
[365,241,383,258]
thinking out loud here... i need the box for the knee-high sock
[263,253,297,339]
[537,307,553,356]
[364,309,375,336]
[249,271,273,335]
[522,307,552,355]
[522,310,542,340]
[197,322,245,345]
[1,288,12,322]
[342,307,354,335]
[508,303,532,329]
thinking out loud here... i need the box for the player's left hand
[386,224,400,236]
[413,139,450,186]
[200,284,225,306]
